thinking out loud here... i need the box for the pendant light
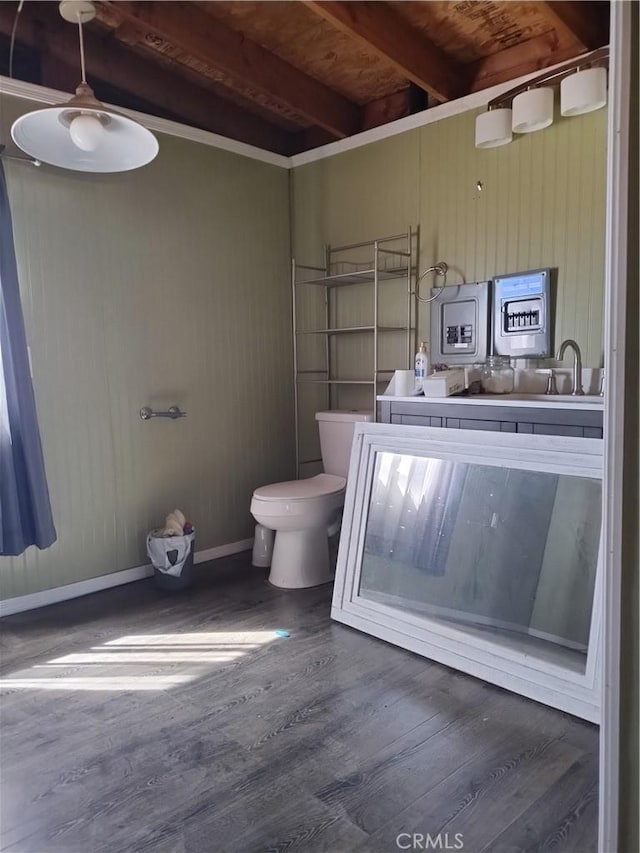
[11,1,158,173]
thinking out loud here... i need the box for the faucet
[556,339,584,395]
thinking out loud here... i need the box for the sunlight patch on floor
[103,632,276,646]
[42,651,246,664]
[0,631,277,691]
[0,675,193,690]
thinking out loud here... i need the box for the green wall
[0,91,609,603]
[292,105,607,368]
[0,95,293,600]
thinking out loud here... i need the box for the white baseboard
[0,538,254,618]
[193,539,253,565]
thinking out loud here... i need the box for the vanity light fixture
[511,87,554,133]
[561,67,608,116]
[10,0,158,173]
[475,46,608,149]
[474,107,512,149]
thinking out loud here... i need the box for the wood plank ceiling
[0,1,610,156]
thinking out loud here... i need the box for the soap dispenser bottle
[414,341,429,392]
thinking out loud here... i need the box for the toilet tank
[315,410,374,478]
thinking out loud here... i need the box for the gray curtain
[0,162,56,555]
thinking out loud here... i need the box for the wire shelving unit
[292,229,415,474]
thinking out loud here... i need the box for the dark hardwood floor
[0,554,599,853]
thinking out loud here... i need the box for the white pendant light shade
[10,0,159,174]
[12,107,159,173]
[512,87,554,133]
[475,108,513,148]
[11,84,159,172]
[560,67,607,116]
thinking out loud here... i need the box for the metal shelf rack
[292,229,414,473]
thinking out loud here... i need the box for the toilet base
[252,523,274,567]
[268,527,333,589]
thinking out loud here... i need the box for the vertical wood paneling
[0,96,292,600]
[292,104,607,366]
[1,94,607,602]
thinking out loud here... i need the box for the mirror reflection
[360,452,601,673]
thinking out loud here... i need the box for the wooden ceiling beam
[294,86,428,153]
[303,1,464,103]
[469,32,591,94]
[0,5,293,155]
[362,88,413,131]
[97,1,360,139]
[537,2,608,52]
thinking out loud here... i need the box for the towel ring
[413,262,448,304]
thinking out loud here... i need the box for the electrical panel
[492,268,551,358]
[430,281,490,365]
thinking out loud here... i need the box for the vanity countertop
[377,393,604,411]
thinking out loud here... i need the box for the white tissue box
[421,368,466,398]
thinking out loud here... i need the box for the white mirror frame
[332,423,603,723]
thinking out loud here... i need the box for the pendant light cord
[77,17,87,83]
[1,1,39,166]
[7,0,25,79]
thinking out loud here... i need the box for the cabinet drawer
[458,418,502,432]
[584,427,604,439]
[533,423,583,437]
[392,414,431,427]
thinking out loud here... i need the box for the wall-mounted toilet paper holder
[140,406,187,420]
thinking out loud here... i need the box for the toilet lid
[253,473,345,502]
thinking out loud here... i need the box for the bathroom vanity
[377,393,604,437]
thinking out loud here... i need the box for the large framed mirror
[332,424,603,722]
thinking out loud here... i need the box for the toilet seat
[253,473,345,502]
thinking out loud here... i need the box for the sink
[492,393,603,406]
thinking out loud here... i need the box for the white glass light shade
[11,84,158,173]
[512,87,554,133]
[561,67,607,116]
[475,108,513,148]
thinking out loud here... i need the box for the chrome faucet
[556,339,584,396]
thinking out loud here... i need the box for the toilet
[250,410,373,589]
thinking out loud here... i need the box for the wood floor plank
[313,683,523,835]
[0,553,599,853]
[1,723,254,850]
[220,801,371,853]
[482,753,599,852]
[362,704,588,851]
